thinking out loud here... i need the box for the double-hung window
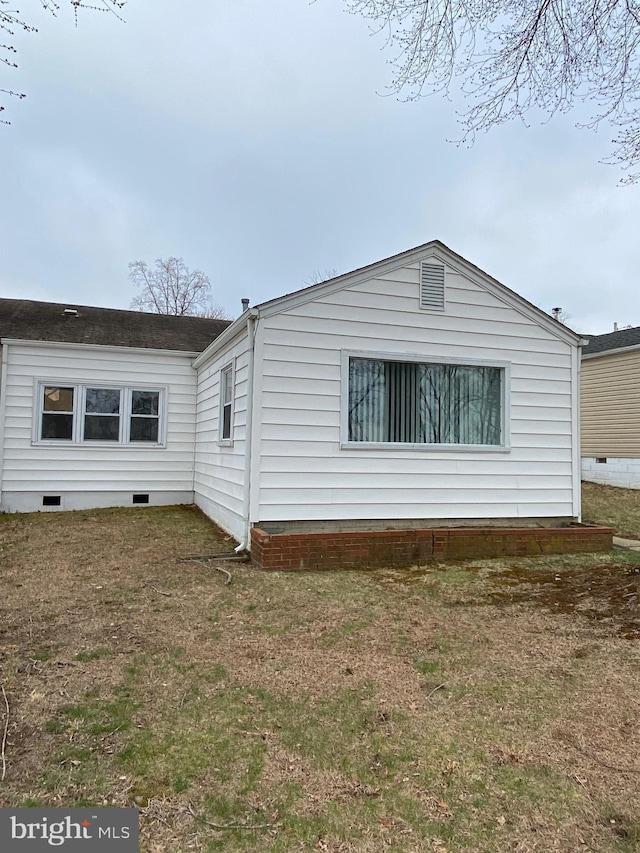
[41,386,75,440]
[219,365,234,442]
[346,355,506,448]
[37,383,164,445]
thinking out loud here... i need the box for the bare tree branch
[129,257,229,318]
[346,0,640,178]
[1,0,125,121]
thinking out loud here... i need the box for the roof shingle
[583,326,640,355]
[0,298,231,352]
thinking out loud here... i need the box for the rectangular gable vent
[420,262,445,311]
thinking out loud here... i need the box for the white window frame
[33,381,167,447]
[218,363,234,445]
[340,350,511,452]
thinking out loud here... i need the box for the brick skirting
[250,524,614,571]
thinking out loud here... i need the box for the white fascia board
[582,343,640,360]
[0,338,200,358]
[253,241,582,348]
[192,309,256,369]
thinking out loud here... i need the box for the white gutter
[234,309,259,552]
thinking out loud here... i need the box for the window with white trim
[219,364,234,442]
[37,384,164,445]
[347,356,504,447]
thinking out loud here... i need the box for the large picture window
[347,356,504,447]
[37,383,164,445]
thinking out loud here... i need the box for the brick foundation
[250,524,614,571]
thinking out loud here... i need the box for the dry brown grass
[582,480,640,539]
[1,504,639,852]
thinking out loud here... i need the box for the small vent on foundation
[595,458,607,464]
[133,493,150,504]
[42,495,61,506]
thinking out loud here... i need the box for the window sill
[340,441,511,453]
[32,440,166,449]
[217,440,234,448]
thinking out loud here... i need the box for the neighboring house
[581,326,640,488]
[1,241,606,567]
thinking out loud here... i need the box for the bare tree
[346,0,640,179]
[1,0,124,122]
[129,257,228,318]
[304,268,338,286]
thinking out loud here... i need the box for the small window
[420,263,445,311]
[130,390,160,442]
[41,386,75,440]
[220,365,233,441]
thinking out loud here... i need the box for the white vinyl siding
[0,342,196,509]
[194,333,250,540]
[251,258,577,523]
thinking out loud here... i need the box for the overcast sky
[2,0,638,334]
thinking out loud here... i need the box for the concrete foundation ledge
[250,523,614,571]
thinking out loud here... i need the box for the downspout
[574,339,587,522]
[0,343,8,507]
[234,309,259,552]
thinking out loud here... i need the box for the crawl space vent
[42,495,61,507]
[133,494,150,504]
[420,262,445,311]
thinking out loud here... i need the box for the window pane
[222,404,231,439]
[349,359,386,442]
[84,415,120,441]
[130,417,159,442]
[222,368,232,404]
[43,387,74,412]
[41,413,73,440]
[131,391,159,416]
[85,388,120,414]
[349,358,501,445]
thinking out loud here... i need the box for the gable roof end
[253,240,582,346]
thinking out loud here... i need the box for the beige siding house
[581,327,640,488]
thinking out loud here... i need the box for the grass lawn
[0,487,639,851]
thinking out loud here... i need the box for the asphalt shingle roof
[0,298,231,352]
[583,326,640,355]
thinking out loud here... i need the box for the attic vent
[420,263,445,311]
[62,308,78,316]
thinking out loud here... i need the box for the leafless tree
[129,257,228,318]
[346,0,640,179]
[304,268,339,286]
[1,0,124,122]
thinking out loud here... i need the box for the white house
[1,241,596,566]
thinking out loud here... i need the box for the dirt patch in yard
[1,507,640,852]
